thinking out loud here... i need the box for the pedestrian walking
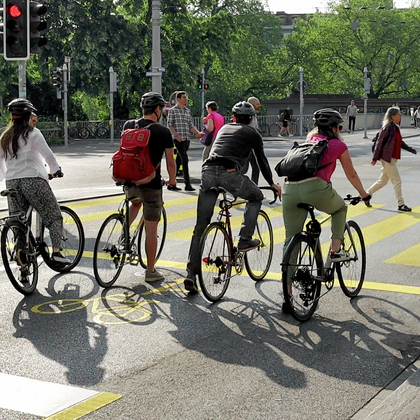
[279,106,292,137]
[167,91,203,191]
[413,106,420,129]
[201,101,225,161]
[368,106,417,212]
[346,100,358,132]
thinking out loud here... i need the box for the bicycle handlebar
[48,168,63,180]
[344,194,371,206]
[259,186,279,205]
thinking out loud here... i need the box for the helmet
[232,101,255,116]
[313,108,344,127]
[7,98,37,116]
[140,92,166,109]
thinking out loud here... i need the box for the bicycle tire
[93,213,126,288]
[68,127,79,139]
[282,233,322,322]
[289,122,298,136]
[244,210,273,281]
[269,123,280,137]
[259,123,269,137]
[41,206,85,273]
[336,220,366,298]
[79,127,91,139]
[95,127,109,139]
[1,220,38,295]
[138,206,167,269]
[198,222,232,302]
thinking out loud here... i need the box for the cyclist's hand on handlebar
[271,184,282,199]
[48,168,63,180]
[362,194,372,207]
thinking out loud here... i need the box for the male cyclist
[184,101,281,292]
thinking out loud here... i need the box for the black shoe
[51,252,71,266]
[185,185,195,192]
[177,170,183,176]
[167,184,181,191]
[238,238,260,252]
[184,274,198,293]
[398,204,412,212]
[282,301,291,314]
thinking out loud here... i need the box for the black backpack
[275,139,331,181]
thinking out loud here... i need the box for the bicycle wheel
[138,206,167,269]
[244,210,273,281]
[259,123,269,137]
[289,122,298,136]
[79,127,90,139]
[42,206,85,273]
[93,214,126,288]
[68,127,79,139]
[1,221,38,295]
[269,123,280,137]
[198,222,232,302]
[95,126,109,139]
[336,220,366,297]
[282,233,322,322]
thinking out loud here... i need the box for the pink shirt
[307,134,348,183]
[206,112,225,138]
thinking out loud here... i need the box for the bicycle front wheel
[244,210,273,281]
[1,221,38,295]
[42,206,85,272]
[282,233,322,322]
[269,123,280,137]
[289,122,298,136]
[259,123,269,137]
[138,207,167,269]
[198,222,232,302]
[336,220,366,297]
[93,214,126,288]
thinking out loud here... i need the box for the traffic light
[4,0,29,60]
[52,68,63,89]
[29,1,47,54]
[204,83,209,90]
[0,5,4,55]
[197,73,203,90]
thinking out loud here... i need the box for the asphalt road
[0,130,420,419]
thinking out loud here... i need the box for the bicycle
[92,181,167,288]
[281,195,366,322]
[0,176,85,296]
[198,186,278,302]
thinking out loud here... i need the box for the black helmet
[313,108,344,127]
[7,98,37,116]
[232,101,255,116]
[140,92,166,109]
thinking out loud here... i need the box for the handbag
[200,128,214,146]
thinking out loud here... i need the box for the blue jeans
[187,165,263,275]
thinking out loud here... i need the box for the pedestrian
[122,92,177,282]
[29,112,38,127]
[368,106,417,212]
[0,98,70,266]
[281,108,371,312]
[346,100,358,132]
[279,105,292,137]
[183,101,281,293]
[240,96,261,184]
[201,101,225,161]
[413,106,420,129]
[167,91,203,191]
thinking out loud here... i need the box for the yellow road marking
[385,242,420,267]
[43,392,122,420]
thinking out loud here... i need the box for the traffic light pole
[109,66,115,145]
[18,60,27,98]
[63,63,68,147]
[201,68,205,117]
[363,67,369,139]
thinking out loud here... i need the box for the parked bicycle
[198,186,278,302]
[281,195,366,322]
[93,181,167,288]
[0,178,85,295]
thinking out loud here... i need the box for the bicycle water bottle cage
[306,219,321,238]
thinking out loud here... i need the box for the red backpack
[112,122,158,184]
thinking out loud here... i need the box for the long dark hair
[0,113,33,158]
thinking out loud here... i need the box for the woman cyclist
[0,98,70,266]
[282,108,371,311]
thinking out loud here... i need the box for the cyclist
[0,98,69,266]
[282,108,371,309]
[122,92,176,282]
[184,101,282,293]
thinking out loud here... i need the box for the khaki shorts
[124,186,163,222]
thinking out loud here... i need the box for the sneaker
[167,184,181,191]
[398,204,412,212]
[238,238,260,252]
[330,249,350,262]
[185,185,195,192]
[51,252,71,265]
[184,273,198,293]
[364,200,372,208]
[145,269,164,283]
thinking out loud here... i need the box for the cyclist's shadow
[12,272,107,387]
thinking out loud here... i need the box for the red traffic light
[6,3,23,18]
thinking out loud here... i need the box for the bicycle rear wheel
[259,123,269,137]
[244,210,273,281]
[282,233,322,322]
[1,221,38,295]
[336,220,366,297]
[138,207,167,269]
[93,214,126,288]
[269,123,280,137]
[198,222,232,302]
[42,206,85,272]
[289,122,298,136]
